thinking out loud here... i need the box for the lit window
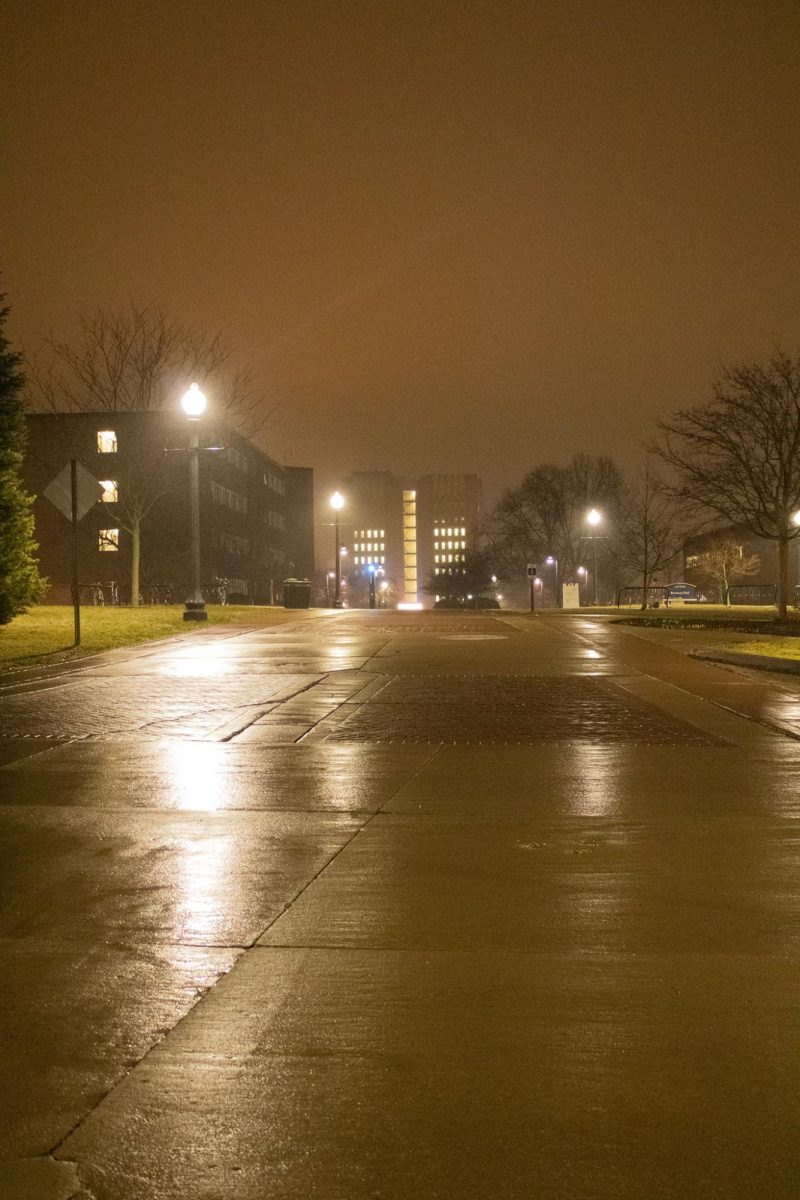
[99,528,119,552]
[380,529,385,537]
[100,480,118,502]
[97,430,117,453]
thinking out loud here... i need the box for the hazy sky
[4,0,800,510]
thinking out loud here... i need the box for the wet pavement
[1,610,800,1198]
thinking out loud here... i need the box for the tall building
[339,471,482,607]
[25,412,314,604]
[415,473,483,593]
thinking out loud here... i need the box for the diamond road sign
[43,462,103,521]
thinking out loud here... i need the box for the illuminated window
[98,528,119,552]
[380,529,385,537]
[100,480,118,502]
[97,430,117,453]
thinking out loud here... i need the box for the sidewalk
[2,611,799,1198]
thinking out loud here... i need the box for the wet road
[1,610,799,1198]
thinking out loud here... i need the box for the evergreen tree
[0,297,45,623]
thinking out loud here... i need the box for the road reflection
[162,741,230,811]
[178,831,234,942]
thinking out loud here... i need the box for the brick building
[25,412,314,604]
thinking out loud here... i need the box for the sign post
[70,460,80,645]
[43,461,102,648]
[527,564,537,614]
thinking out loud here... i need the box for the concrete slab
[385,743,800,817]
[0,1157,83,1200]
[0,807,364,945]
[260,811,800,954]
[58,947,800,1199]
[0,940,238,1160]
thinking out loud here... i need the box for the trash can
[282,578,312,609]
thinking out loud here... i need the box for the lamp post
[586,508,602,604]
[330,491,345,607]
[366,562,377,609]
[577,565,587,605]
[545,555,559,608]
[181,383,208,622]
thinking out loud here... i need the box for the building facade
[339,471,482,607]
[25,412,314,604]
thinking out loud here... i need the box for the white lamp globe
[181,383,207,418]
[330,491,345,511]
[587,508,601,526]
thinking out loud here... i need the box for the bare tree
[616,466,689,610]
[656,352,800,617]
[487,455,628,601]
[688,537,761,606]
[423,549,496,606]
[26,302,267,605]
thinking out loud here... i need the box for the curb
[690,649,800,675]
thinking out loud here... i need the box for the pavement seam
[49,744,441,1166]
[48,945,249,1161]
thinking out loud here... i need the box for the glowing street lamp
[545,555,559,608]
[330,491,345,608]
[585,508,603,604]
[181,383,208,621]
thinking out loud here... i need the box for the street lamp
[585,508,602,604]
[181,383,208,622]
[576,564,587,604]
[545,555,559,608]
[330,491,345,607]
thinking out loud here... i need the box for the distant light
[577,566,587,576]
[793,511,800,527]
[491,575,497,583]
[545,556,555,565]
[181,383,207,418]
[327,571,335,578]
[397,602,422,610]
[587,508,601,526]
[330,491,345,511]
[497,593,503,600]
[380,581,389,591]
[339,545,348,556]
[467,593,473,600]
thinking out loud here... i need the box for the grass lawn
[719,638,800,660]
[0,604,312,670]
